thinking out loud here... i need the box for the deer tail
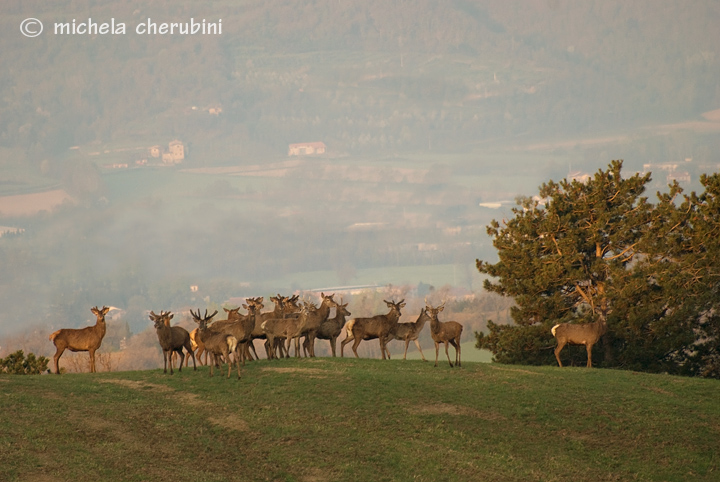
[227,336,238,354]
[551,324,560,337]
[49,330,61,342]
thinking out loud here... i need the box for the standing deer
[190,308,240,379]
[341,299,405,359]
[150,310,196,375]
[296,293,337,357]
[262,302,313,359]
[551,318,608,367]
[250,296,287,359]
[303,299,351,357]
[394,308,431,361]
[426,302,463,368]
[49,306,110,374]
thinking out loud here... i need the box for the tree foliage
[476,160,720,377]
[0,350,49,375]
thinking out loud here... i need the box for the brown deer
[250,295,287,359]
[262,302,314,358]
[394,308,431,361]
[49,306,110,374]
[190,308,240,379]
[341,299,406,359]
[150,310,196,375]
[551,318,608,367]
[426,302,463,367]
[303,300,351,357]
[296,293,338,357]
[221,301,260,366]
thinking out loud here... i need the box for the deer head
[91,306,110,321]
[190,308,219,330]
[384,299,406,314]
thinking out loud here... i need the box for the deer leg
[378,337,387,360]
[586,343,593,368]
[444,341,453,368]
[455,339,461,367]
[186,341,197,370]
[434,342,440,367]
[450,340,460,367]
[554,340,566,367]
[414,340,427,362]
[178,349,186,372]
[330,337,337,357]
[248,341,259,361]
[52,346,65,374]
[351,337,362,358]
[340,335,352,357]
[89,349,97,373]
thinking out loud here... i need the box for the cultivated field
[2,358,718,481]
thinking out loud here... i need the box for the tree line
[475,160,720,378]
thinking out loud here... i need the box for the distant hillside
[1,0,718,174]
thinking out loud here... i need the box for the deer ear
[169,314,174,320]
[438,306,444,312]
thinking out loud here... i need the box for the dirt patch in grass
[208,414,250,432]
[641,385,676,396]
[261,367,327,376]
[176,392,204,406]
[486,365,543,376]
[98,378,173,392]
[409,402,506,421]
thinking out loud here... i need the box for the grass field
[2,358,718,482]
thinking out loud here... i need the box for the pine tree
[474,160,717,374]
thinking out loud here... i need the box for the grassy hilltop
[2,358,719,481]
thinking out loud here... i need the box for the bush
[0,350,50,374]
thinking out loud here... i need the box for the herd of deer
[48,296,609,376]
[47,295,465,377]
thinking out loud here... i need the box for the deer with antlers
[49,306,110,374]
[425,301,463,368]
[150,310,196,375]
[551,317,608,367]
[190,308,240,379]
[341,299,405,359]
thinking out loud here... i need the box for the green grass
[2,359,718,481]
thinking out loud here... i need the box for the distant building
[288,141,326,156]
[151,140,185,164]
[167,140,185,162]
